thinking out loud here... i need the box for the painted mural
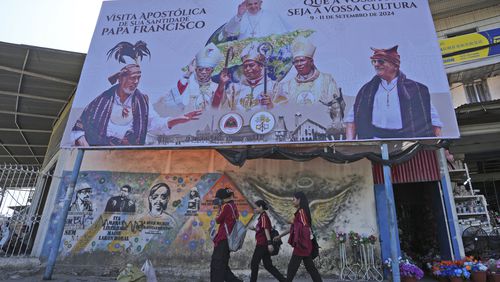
[41,149,379,273]
[43,172,255,258]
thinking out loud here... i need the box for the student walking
[273,192,322,282]
[210,188,243,282]
[249,200,286,282]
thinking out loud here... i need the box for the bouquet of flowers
[360,234,377,245]
[384,257,424,280]
[334,231,347,243]
[368,235,377,245]
[348,231,361,246]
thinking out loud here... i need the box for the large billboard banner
[61,0,460,148]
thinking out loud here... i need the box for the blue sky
[0,0,103,53]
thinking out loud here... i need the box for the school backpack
[270,227,282,256]
[224,204,247,252]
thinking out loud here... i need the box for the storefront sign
[61,0,459,148]
[441,28,500,65]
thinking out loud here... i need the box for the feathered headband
[106,41,151,84]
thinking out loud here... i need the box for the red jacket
[213,201,239,247]
[288,208,312,256]
[255,212,271,246]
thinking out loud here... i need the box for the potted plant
[465,260,488,282]
[487,259,500,282]
[432,260,470,282]
[384,257,424,282]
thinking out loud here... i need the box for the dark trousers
[210,239,241,282]
[250,245,286,282]
[286,254,322,282]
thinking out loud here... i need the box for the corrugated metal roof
[0,41,85,165]
[372,150,441,184]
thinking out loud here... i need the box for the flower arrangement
[465,261,488,272]
[383,257,424,280]
[334,231,347,243]
[348,231,361,246]
[368,235,377,245]
[432,260,471,279]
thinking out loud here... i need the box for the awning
[0,42,85,165]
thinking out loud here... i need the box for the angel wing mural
[246,176,358,229]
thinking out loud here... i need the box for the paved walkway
[0,272,439,282]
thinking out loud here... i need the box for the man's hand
[184,59,196,78]
[219,69,231,85]
[167,110,202,129]
[76,136,89,146]
[268,245,274,253]
[237,1,247,17]
[184,110,202,121]
[260,93,273,109]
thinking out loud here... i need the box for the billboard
[441,28,500,65]
[61,0,460,148]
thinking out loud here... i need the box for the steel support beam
[43,149,84,280]
[0,65,77,86]
[0,128,52,133]
[16,49,40,165]
[0,155,45,158]
[0,143,47,147]
[0,110,58,120]
[0,90,67,103]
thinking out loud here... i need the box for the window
[465,80,491,103]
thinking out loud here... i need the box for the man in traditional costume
[274,36,341,106]
[221,0,290,40]
[345,46,442,139]
[222,42,274,111]
[71,64,201,146]
[166,43,229,111]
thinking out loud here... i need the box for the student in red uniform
[273,192,322,282]
[248,200,286,282]
[210,188,243,282]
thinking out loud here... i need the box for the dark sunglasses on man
[371,59,386,65]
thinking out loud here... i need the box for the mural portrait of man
[186,187,201,216]
[148,183,171,217]
[105,184,136,213]
[69,182,93,212]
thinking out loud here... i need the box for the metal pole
[43,149,84,280]
[381,143,401,282]
[436,148,464,258]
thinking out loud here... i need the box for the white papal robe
[222,9,291,40]
[168,74,221,112]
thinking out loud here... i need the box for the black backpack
[270,227,282,256]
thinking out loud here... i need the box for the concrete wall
[450,83,468,108]
[449,76,500,108]
[37,149,378,275]
[434,5,500,38]
[487,76,500,100]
